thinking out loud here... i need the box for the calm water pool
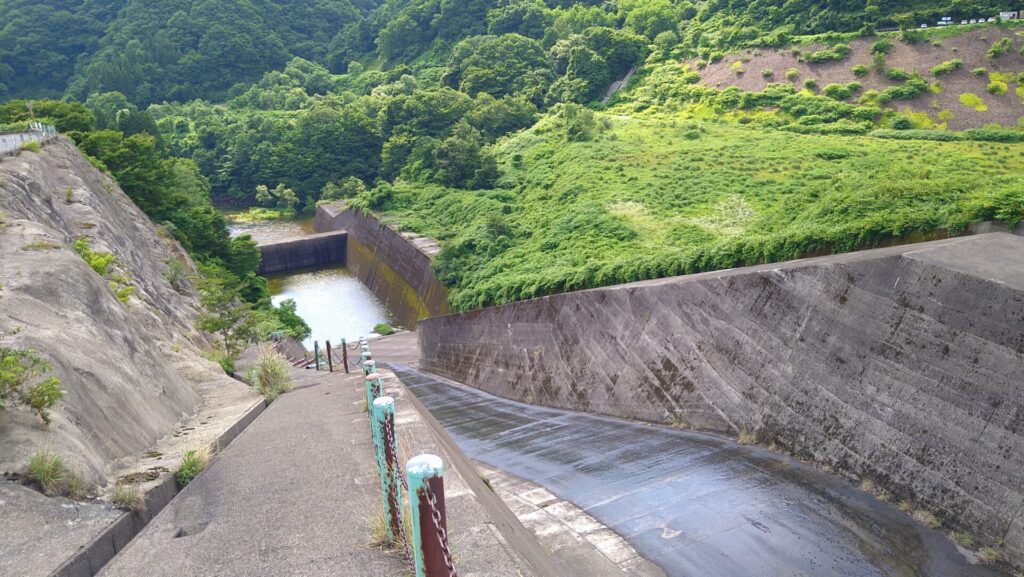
[227,217,395,347]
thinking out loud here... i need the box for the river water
[226,215,396,347]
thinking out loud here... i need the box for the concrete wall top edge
[421,232,1024,325]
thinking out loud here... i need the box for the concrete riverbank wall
[256,231,347,274]
[418,233,1024,568]
[314,202,450,329]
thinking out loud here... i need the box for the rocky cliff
[0,137,257,486]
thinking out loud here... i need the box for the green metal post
[372,396,402,544]
[365,372,383,409]
[314,341,320,371]
[363,359,376,377]
[407,454,449,577]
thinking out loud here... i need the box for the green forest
[2,0,1024,313]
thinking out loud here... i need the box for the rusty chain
[382,417,415,569]
[425,485,458,577]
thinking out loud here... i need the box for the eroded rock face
[418,234,1024,568]
[0,138,224,484]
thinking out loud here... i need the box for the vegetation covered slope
[366,109,1024,310]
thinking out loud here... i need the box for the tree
[443,34,552,98]
[624,0,677,39]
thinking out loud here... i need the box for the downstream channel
[227,216,397,347]
[388,364,1003,577]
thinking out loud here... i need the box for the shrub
[1,342,64,424]
[785,68,799,80]
[880,76,928,101]
[987,37,1012,59]
[851,65,869,77]
[891,116,913,130]
[930,59,962,77]
[26,449,65,494]
[871,40,892,55]
[803,78,818,90]
[73,238,115,276]
[373,323,396,335]
[806,44,850,63]
[761,68,774,78]
[972,67,987,77]
[730,61,745,75]
[823,84,853,101]
[109,483,146,513]
[176,446,211,487]
[987,80,1008,95]
[245,344,292,403]
[886,68,911,81]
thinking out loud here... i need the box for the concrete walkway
[98,341,544,577]
[98,366,406,577]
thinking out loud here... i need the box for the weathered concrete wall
[418,233,1024,568]
[256,231,346,274]
[314,202,450,328]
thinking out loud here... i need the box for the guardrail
[0,123,58,157]
[359,337,458,577]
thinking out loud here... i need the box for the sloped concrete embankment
[418,233,1024,569]
[314,202,450,328]
[0,137,265,576]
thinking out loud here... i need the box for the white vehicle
[920,23,928,28]
[962,20,968,24]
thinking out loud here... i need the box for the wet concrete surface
[387,364,1005,577]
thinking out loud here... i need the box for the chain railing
[362,337,458,577]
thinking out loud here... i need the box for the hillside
[682,25,1024,129]
[365,110,1024,310]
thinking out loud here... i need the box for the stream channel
[226,215,396,348]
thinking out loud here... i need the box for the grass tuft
[26,449,65,494]
[109,483,146,513]
[245,344,292,403]
[176,446,211,487]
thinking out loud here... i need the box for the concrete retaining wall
[256,231,346,274]
[418,233,1024,568]
[314,203,450,329]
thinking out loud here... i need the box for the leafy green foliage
[374,323,396,335]
[930,59,962,77]
[73,239,115,276]
[1,341,64,424]
[371,116,1024,310]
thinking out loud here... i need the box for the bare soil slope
[696,26,1024,129]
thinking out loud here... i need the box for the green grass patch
[959,93,988,112]
[19,141,41,153]
[373,323,396,335]
[367,115,1024,311]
